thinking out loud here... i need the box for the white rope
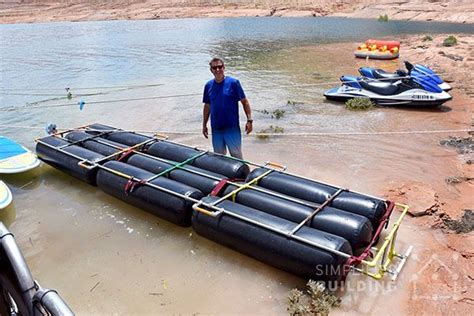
[0,83,165,92]
[0,124,471,137]
[0,66,466,94]
[0,72,456,112]
[0,72,452,100]
[0,92,204,112]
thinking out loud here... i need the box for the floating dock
[35,123,412,282]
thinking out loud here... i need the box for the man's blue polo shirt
[202,76,246,131]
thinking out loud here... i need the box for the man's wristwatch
[247,119,253,123]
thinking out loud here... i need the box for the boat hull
[324,86,452,107]
[0,181,12,209]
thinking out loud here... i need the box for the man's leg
[211,129,227,155]
[223,128,243,159]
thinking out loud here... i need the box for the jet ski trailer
[35,123,412,282]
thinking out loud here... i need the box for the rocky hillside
[1,0,473,24]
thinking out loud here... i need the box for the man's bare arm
[202,103,210,138]
[241,98,253,134]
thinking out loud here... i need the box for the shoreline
[382,33,473,315]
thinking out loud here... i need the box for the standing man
[202,57,253,159]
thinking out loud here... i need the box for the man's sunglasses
[211,65,224,70]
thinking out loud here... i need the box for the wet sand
[1,31,473,315]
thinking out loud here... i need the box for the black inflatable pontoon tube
[126,154,225,195]
[222,185,373,252]
[65,131,128,157]
[96,161,204,227]
[246,168,386,227]
[147,141,250,179]
[35,136,104,185]
[192,196,352,282]
[86,123,154,146]
[85,123,250,179]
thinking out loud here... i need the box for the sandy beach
[384,33,473,315]
[1,1,473,315]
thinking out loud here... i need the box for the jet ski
[324,73,452,107]
[359,61,452,91]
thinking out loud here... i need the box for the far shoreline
[1,1,473,25]
[4,15,474,28]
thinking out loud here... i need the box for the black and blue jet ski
[324,72,452,107]
[359,61,452,91]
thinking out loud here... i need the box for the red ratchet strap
[124,178,146,195]
[210,178,244,196]
[117,148,135,162]
[342,200,396,280]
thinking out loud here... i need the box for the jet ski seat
[360,68,408,81]
[360,80,400,95]
[372,69,400,80]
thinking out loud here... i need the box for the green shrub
[443,35,457,47]
[345,97,375,110]
[272,109,285,119]
[378,14,388,22]
[256,125,284,140]
[422,35,433,42]
[258,108,285,119]
[272,125,284,133]
[288,280,340,316]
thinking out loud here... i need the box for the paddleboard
[0,136,40,174]
[0,180,12,209]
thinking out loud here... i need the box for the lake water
[1,17,472,136]
[0,17,473,314]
